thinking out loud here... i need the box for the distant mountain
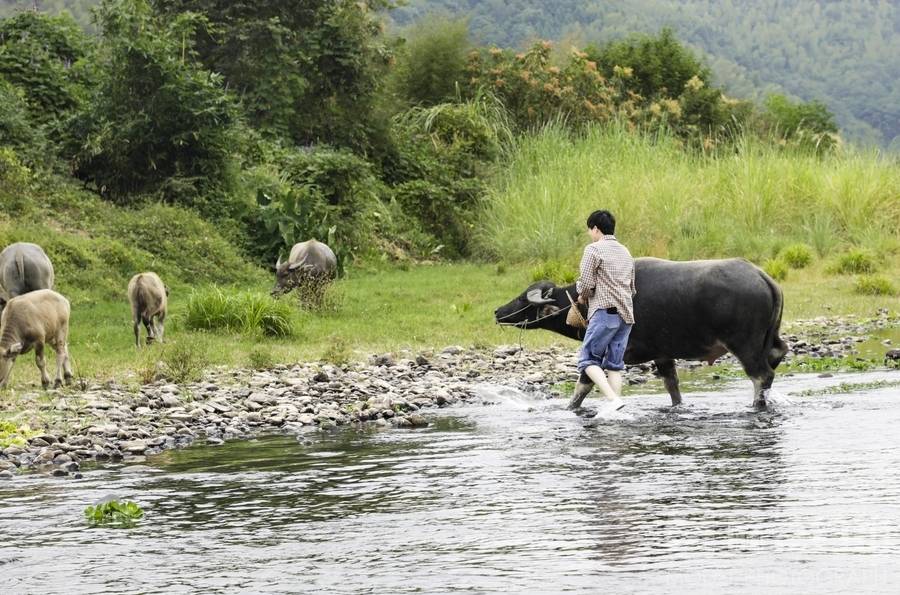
[391,0,900,148]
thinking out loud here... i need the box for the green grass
[0,260,893,392]
[477,124,900,265]
[779,243,814,269]
[186,287,295,337]
[830,248,878,275]
[854,275,897,296]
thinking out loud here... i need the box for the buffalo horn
[526,289,555,305]
[275,255,282,270]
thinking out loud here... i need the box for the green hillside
[391,0,900,148]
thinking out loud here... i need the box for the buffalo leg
[133,318,141,348]
[57,336,73,385]
[156,312,166,344]
[567,372,594,410]
[730,346,775,410]
[143,316,155,345]
[35,344,51,389]
[655,359,682,406]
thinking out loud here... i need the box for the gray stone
[0,470,14,479]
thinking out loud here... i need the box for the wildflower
[516,53,525,61]
[649,102,662,116]
[494,78,505,88]
[685,75,704,92]
[585,61,597,71]
[548,66,560,75]
[489,47,503,56]
[613,65,634,78]
[541,40,552,50]
[662,99,682,117]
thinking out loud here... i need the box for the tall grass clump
[529,260,578,284]
[763,258,789,281]
[779,243,814,268]
[853,275,897,296]
[477,123,900,265]
[186,287,295,337]
[829,248,878,275]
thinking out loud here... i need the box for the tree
[391,15,471,107]
[68,0,240,215]
[151,0,395,151]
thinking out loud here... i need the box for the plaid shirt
[575,235,636,323]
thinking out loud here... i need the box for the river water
[2,370,900,594]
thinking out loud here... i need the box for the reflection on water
[2,371,900,593]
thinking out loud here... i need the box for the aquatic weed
[84,499,144,527]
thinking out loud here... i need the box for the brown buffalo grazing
[0,289,73,389]
[127,272,168,347]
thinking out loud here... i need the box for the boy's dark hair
[586,210,616,235]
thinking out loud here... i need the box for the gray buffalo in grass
[0,289,73,389]
[272,239,337,298]
[0,242,54,313]
[494,257,788,410]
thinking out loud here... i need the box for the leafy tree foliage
[764,94,839,153]
[391,14,471,107]
[0,11,89,132]
[391,0,900,147]
[151,0,394,151]
[68,0,240,216]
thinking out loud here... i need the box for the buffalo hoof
[572,407,598,418]
[43,380,52,390]
[753,399,769,411]
[64,374,73,386]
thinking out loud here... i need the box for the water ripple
[2,370,900,593]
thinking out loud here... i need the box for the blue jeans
[577,310,632,373]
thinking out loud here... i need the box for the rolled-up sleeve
[576,246,599,294]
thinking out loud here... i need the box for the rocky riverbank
[1,312,898,479]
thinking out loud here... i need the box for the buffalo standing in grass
[0,242,54,313]
[494,257,788,410]
[128,272,168,347]
[272,239,337,299]
[0,289,73,389]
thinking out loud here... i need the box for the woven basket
[565,291,587,329]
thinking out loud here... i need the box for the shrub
[255,146,386,270]
[831,249,877,275]
[321,336,352,367]
[247,347,276,370]
[853,275,897,296]
[393,15,471,107]
[186,287,295,337]
[530,260,578,284]
[763,258,789,281]
[68,1,240,217]
[159,340,210,384]
[779,243,814,269]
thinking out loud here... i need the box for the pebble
[2,313,895,477]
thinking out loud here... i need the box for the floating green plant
[84,499,144,527]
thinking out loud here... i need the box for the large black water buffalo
[494,257,788,409]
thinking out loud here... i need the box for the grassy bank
[478,125,900,265]
[0,261,894,392]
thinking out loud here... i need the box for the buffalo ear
[540,305,561,318]
[7,342,22,356]
[164,286,170,296]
